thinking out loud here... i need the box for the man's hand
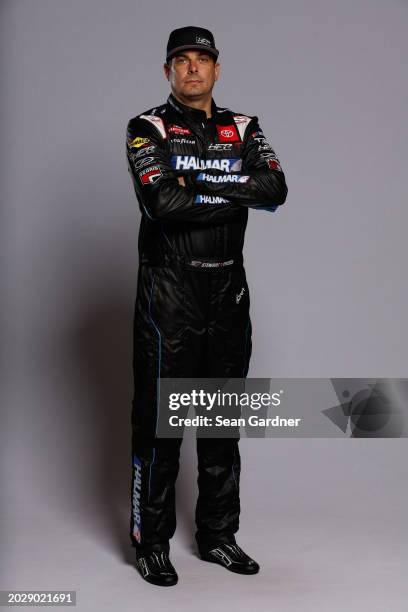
[177,176,186,187]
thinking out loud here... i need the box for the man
[126,26,288,587]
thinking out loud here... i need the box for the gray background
[1,0,407,609]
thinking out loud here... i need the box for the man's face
[164,50,220,100]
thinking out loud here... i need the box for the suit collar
[167,92,218,122]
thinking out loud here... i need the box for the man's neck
[171,92,213,118]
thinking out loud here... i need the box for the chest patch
[216,124,240,142]
[171,155,242,172]
[168,124,192,135]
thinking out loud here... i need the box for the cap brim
[166,44,219,62]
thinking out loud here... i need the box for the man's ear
[214,62,220,82]
[163,63,170,80]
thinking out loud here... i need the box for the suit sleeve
[126,117,243,224]
[186,117,288,211]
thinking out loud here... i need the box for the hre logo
[196,36,211,46]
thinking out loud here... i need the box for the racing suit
[126,92,288,555]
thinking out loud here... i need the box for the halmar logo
[236,287,245,304]
[132,456,142,543]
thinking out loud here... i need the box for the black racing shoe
[199,542,260,575]
[135,550,178,586]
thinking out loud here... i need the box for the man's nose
[188,60,199,72]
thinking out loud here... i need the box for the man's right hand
[177,176,185,187]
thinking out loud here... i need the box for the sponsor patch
[257,143,274,152]
[194,194,231,204]
[196,173,250,184]
[133,145,156,158]
[132,156,155,169]
[234,116,249,124]
[208,143,233,151]
[171,137,196,145]
[128,136,150,149]
[216,124,240,142]
[253,136,274,151]
[139,165,163,184]
[132,455,142,543]
[260,151,282,170]
[267,159,282,170]
[171,155,242,172]
[236,286,245,303]
[168,125,192,135]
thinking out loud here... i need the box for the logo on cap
[196,36,211,46]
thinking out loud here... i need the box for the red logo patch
[140,166,162,184]
[216,124,240,142]
[168,125,191,135]
[267,159,281,170]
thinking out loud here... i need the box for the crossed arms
[126,116,288,224]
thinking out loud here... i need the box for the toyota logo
[221,129,234,138]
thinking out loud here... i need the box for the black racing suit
[126,92,287,555]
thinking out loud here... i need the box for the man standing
[126,26,288,587]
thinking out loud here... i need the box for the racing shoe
[199,542,260,575]
[136,550,178,586]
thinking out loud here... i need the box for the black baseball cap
[166,26,219,63]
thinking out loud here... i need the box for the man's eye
[199,57,209,62]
